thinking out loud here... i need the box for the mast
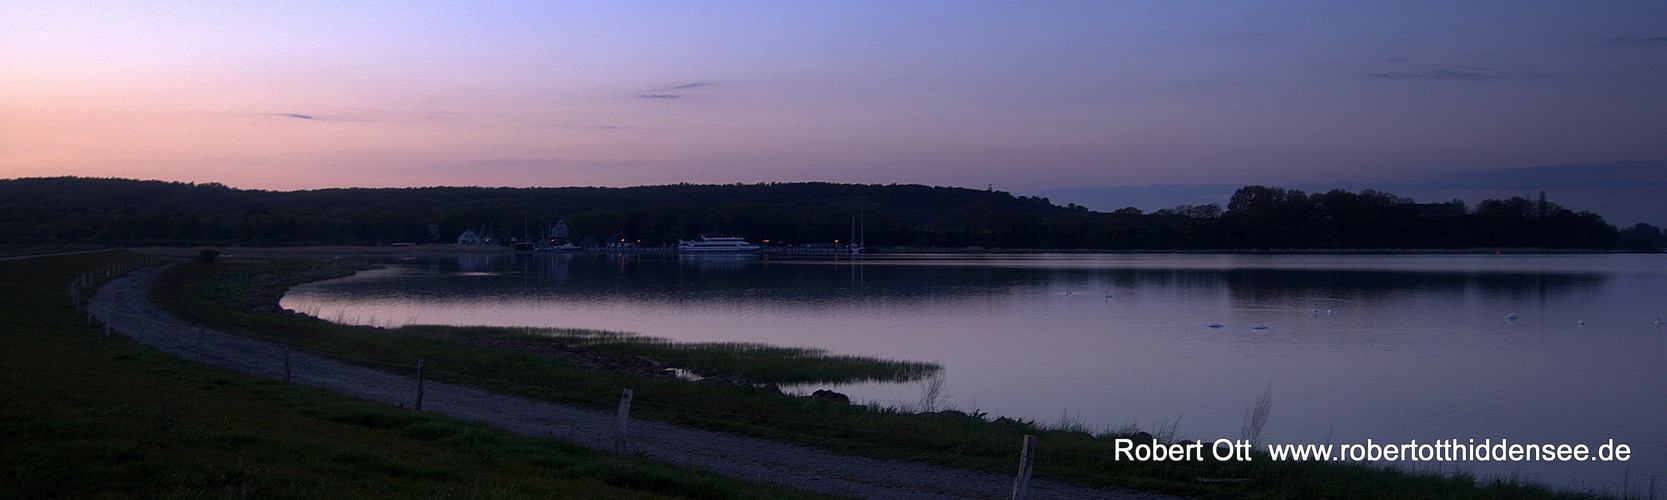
[848,211,865,253]
[850,214,857,251]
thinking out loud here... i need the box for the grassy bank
[146,255,1630,500]
[0,251,834,499]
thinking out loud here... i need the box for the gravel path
[89,264,1179,500]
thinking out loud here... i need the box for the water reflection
[455,253,494,273]
[343,253,1614,311]
[1218,269,1606,304]
[678,253,761,272]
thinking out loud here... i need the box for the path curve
[89,264,1179,500]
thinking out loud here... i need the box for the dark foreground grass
[0,251,836,499]
[150,256,1629,500]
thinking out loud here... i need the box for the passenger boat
[677,235,761,252]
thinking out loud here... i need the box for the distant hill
[0,177,1058,217]
[0,176,1657,250]
[0,177,1058,247]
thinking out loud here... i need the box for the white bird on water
[1506,312,1519,320]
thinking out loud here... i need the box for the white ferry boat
[677,235,761,252]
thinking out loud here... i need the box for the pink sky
[4,2,1664,219]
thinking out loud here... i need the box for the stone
[811,389,851,405]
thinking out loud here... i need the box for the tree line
[0,177,1659,251]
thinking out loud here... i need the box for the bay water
[280,252,1666,493]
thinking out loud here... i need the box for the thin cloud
[257,109,460,123]
[550,123,623,130]
[634,82,713,100]
[1608,36,1667,46]
[1368,68,1503,81]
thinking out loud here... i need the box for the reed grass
[390,324,941,386]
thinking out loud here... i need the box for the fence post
[615,388,634,454]
[414,359,425,411]
[283,342,292,383]
[1012,434,1037,500]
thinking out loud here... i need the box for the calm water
[281,252,1667,492]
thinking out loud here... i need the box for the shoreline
[123,250,1633,496]
[99,244,1661,260]
[98,259,1162,500]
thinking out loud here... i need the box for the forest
[1,177,1660,251]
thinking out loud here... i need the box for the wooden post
[1012,434,1037,500]
[414,359,425,411]
[282,342,292,383]
[615,388,634,454]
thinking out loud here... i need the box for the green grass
[145,256,1639,500]
[0,250,838,499]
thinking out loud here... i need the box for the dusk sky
[4,2,1664,224]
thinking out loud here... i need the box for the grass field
[138,253,1634,500]
[0,250,837,499]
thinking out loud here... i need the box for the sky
[3,2,1665,225]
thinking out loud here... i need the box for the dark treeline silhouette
[0,177,1659,251]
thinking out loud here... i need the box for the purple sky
[3,2,1664,224]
